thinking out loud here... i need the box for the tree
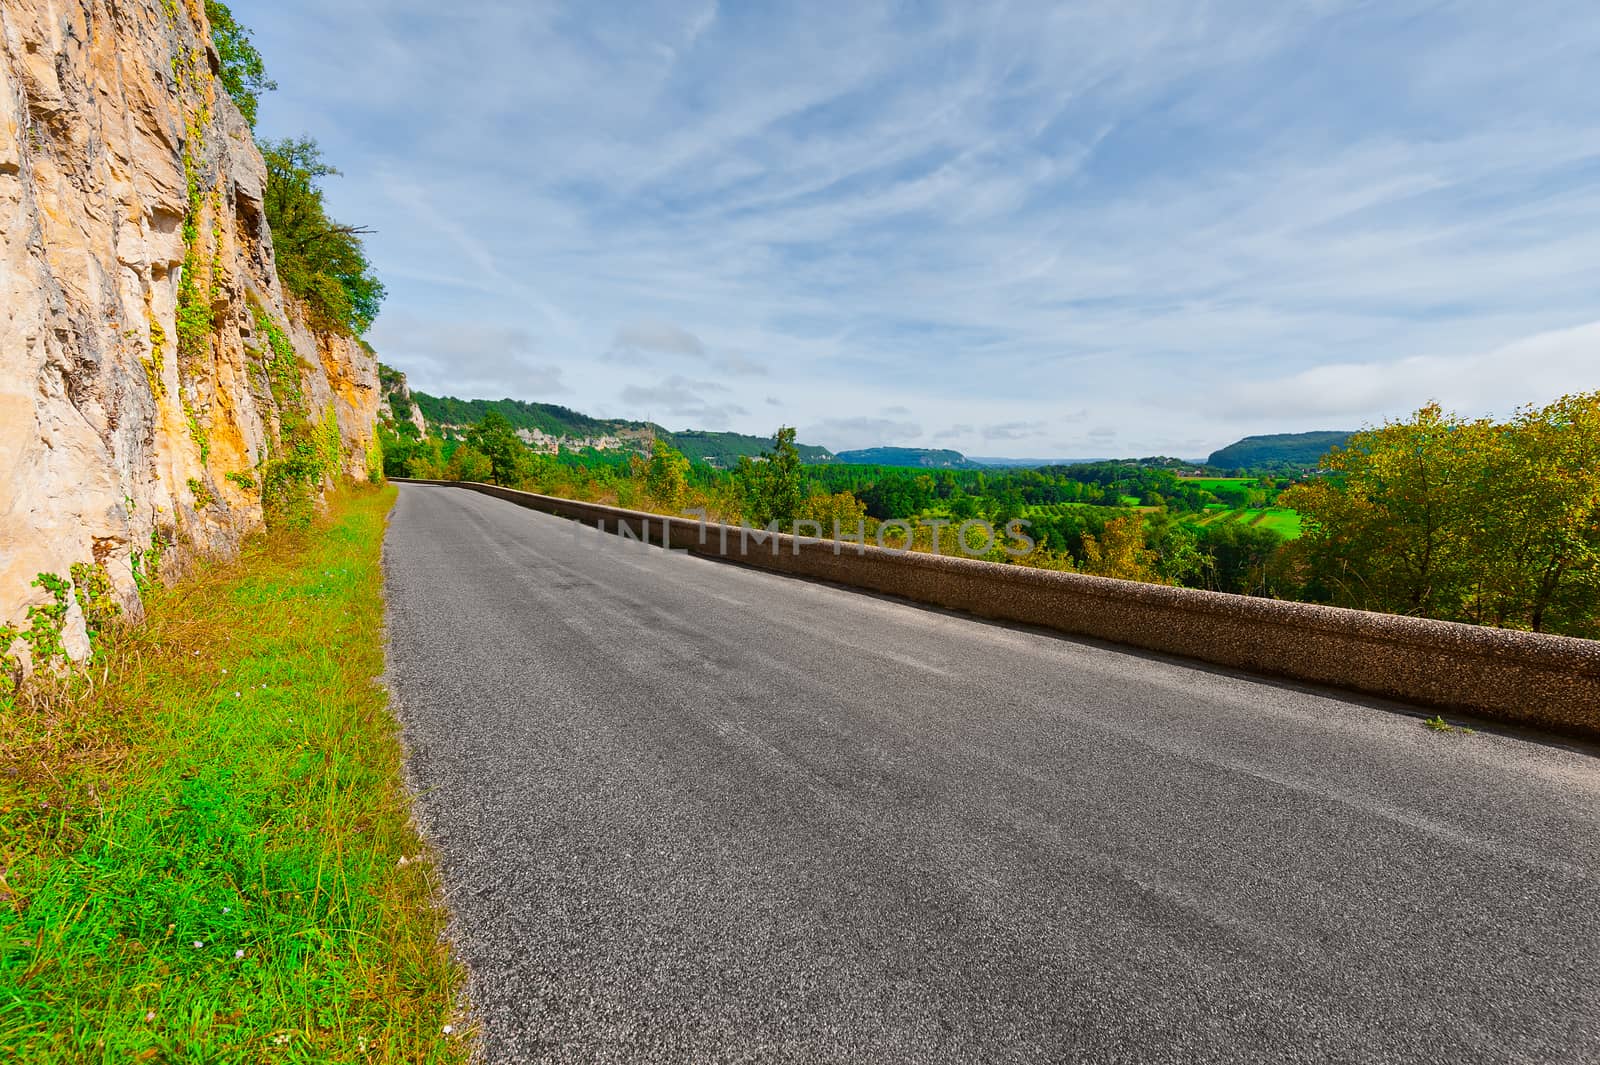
[1080,516,1161,582]
[466,410,525,486]
[205,2,276,128]
[1468,394,1600,634]
[1283,403,1487,618]
[445,444,492,484]
[737,426,805,525]
[1283,394,1600,636]
[800,490,867,533]
[1197,522,1284,595]
[262,138,385,336]
[644,439,691,508]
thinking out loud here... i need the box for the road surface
[383,483,1600,1064]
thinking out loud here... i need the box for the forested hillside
[401,389,834,466]
[835,447,985,469]
[1207,431,1352,470]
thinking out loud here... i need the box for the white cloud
[618,375,747,427]
[803,417,924,451]
[1223,319,1600,423]
[612,321,706,358]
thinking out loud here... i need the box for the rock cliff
[0,0,381,672]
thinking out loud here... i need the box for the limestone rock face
[378,364,428,437]
[0,0,381,669]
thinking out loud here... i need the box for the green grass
[0,486,468,1062]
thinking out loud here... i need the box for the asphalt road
[383,483,1600,1064]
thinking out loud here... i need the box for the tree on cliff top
[262,137,386,336]
[206,1,276,129]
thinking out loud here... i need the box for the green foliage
[22,573,72,670]
[131,528,168,596]
[252,304,304,424]
[1196,521,1285,595]
[187,476,216,509]
[365,440,385,485]
[736,427,806,525]
[204,1,276,128]
[261,410,344,531]
[224,469,258,491]
[68,562,120,647]
[445,443,493,484]
[261,138,384,336]
[644,439,691,508]
[1283,394,1600,637]
[174,254,213,371]
[0,623,18,703]
[183,399,211,464]
[465,410,526,486]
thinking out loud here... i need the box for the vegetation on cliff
[204,0,275,129]
[261,137,386,337]
[0,488,468,1061]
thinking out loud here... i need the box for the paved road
[383,484,1600,1064]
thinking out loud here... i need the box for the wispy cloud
[618,374,747,428]
[801,416,924,451]
[245,0,1600,454]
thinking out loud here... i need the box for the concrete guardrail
[395,479,1600,739]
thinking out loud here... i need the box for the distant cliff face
[378,364,428,437]
[0,0,380,670]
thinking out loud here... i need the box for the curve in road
[383,483,1600,1064]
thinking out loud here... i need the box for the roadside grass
[0,485,468,1062]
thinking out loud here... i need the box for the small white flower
[443,1024,454,1035]
[234,692,241,698]
[221,668,228,674]
[222,906,230,913]
[397,855,410,867]
[192,940,204,948]
[234,949,245,959]
[145,1011,156,1021]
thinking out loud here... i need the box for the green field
[1196,506,1303,538]
[1178,476,1258,491]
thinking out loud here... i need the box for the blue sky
[235,0,1600,458]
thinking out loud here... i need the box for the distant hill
[411,393,637,439]
[668,430,833,467]
[407,391,833,467]
[834,447,985,470]
[1206,431,1352,470]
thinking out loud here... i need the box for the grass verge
[0,485,467,1062]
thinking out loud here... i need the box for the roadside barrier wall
[397,479,1600,738]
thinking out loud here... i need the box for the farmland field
[1178,476,1258,491]
[1197,506,1303,538]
